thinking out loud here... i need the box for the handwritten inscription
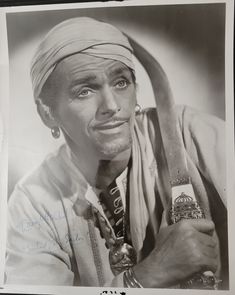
[14,207,90,252]
[16,209,72,233]
[64,233,84,244]
[22,233,85,252]
[22,239,59,253]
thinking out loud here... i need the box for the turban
[30,17,134,99]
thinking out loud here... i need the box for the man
[5,17,228,289]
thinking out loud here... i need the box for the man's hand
[133,219,218,288]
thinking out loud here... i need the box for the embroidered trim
[87,206,105,286]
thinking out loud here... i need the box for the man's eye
[77,89,92,98]
[115,79,129,89]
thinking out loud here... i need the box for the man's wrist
[123,268,143,288]
[131,259,169,288]
[131,263,157,288]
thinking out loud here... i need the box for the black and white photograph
[0,0,234,294]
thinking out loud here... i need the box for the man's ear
[36,98,57,128]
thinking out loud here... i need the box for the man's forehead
[55,54,131,81]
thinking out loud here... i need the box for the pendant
[109,237,137,275]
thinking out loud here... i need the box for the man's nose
[97,85,120,119]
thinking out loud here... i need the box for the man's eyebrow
[69,67,132,89]
[70,74,97,88]
[108,66,132,78]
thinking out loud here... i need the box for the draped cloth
[30,17,134,99]
[129,120,158,254]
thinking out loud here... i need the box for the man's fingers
[197,232,217,249]
[184,219,215,235]
[201,256,218,274]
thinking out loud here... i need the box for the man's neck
[95,148,131,189]
[69,144,131,189]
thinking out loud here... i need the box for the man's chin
[94,139,132,160]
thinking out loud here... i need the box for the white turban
[30,17,134,99]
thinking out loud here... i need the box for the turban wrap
[30,17,134,99]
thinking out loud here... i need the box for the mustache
[91,117,130,129]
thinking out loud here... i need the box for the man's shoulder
[135,105,224,152]
[9,144,74,207]
[138,105,224,129]
[174,105,225,143]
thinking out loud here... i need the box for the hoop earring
[51,127,60,139]
[135,103,142,115]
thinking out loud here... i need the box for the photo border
[0,0,234,294]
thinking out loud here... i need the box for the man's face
[47,54,137,160]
